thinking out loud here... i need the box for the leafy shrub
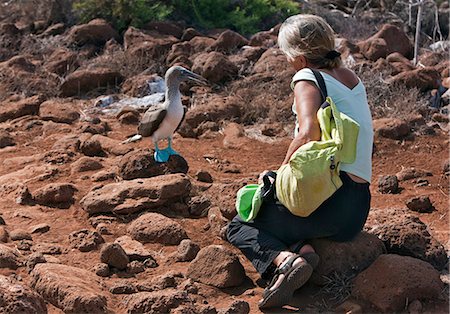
[73,0,300,35]
[72,0,173,32]
[172,0,300,35]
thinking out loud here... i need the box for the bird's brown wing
[138,105,167,137]
[175,105,187,132]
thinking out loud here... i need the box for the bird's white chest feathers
[152,96,183,141]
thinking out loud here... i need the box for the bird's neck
[165,84,181,109]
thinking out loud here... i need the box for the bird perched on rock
[136,66,207,162]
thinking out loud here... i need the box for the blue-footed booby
[137,66,207,162]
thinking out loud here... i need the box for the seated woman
[226,14,373,309]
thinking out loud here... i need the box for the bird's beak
[184,70,208,85]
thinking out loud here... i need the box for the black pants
[226,172,371,279]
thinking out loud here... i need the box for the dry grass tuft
[354,65,429,120]
[318,271,355,305]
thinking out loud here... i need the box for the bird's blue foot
[154,148,181,163]
[154,149,170,163]
[166,147,179,156]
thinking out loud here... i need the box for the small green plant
[72,0,173,32]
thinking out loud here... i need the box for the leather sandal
[258,254,313,309]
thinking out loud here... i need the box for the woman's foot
[258,253,313,309]
[299,244,320,269]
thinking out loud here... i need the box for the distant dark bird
[137,66,207,162]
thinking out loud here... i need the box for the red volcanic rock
[39,100,80,124]
[0,275,47,314]
[406,196,434,213]
[377,175,399,194]
[80,174,191,215]
[127,213,188,245]
[209,30,248,53]
[33,183,77,207]
[60,67,123,97]
[365,208,447,270]
[67,18,119,46]
[359,24,413,61]
[192,52,238,83]
[0,244,20,269]
[373,118,410,140]
[100,243,129,270]
[388,67,440,92]
[124,290,190,313]
[178,96,241,138]
[31,263,108,313]
[252,48,289,74]
[309,232,385,285]
[181,27,202,41]
[68,229,104,252]
[187,245,245,288]
[118,149,188,180]
[353,254,443,312]
[44,49,79,75]
[0,95,44,123]
[0,130,14,148]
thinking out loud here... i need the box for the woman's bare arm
[282,80,322,165]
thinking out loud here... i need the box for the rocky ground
[0,1,449,313]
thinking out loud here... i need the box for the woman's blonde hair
[278,14,341,69]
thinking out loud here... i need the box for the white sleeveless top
[291,68,373,183]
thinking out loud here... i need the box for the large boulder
[0,275,47,314]
[0,244,20,269]
[127,213,188,245]
[372,118,410,140]
[67,19,119,46]
[0,95,43,123]
[358,24,413,61]
[32,183,77,207]
[114,236,153,261]
[80,134,132,156]
[252,48,289,74]
[192,52,238,83]
[31,263,108,313]
[209,30,249,53]
[100,243,129,270]
[39,100,80,124]
[60,67,124,97]
[71,157,103,173]
[388,67,440,92]
[178,96,241,138]
[187,245,245,288]
[309,232,385,285]
[80,174,191,215]
[119,150,188,180]
[352,254,444,312]
[0,130,14,148]
[68,229,104,252]
[365,208,448,270]
[44,48,79,75]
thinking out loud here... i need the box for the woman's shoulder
[322,67,360,89]
[291,68,317,90]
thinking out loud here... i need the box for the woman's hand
[258,170,270,185]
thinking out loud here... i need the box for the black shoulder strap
[310,69,328,105]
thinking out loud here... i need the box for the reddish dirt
[0,113,448,313]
